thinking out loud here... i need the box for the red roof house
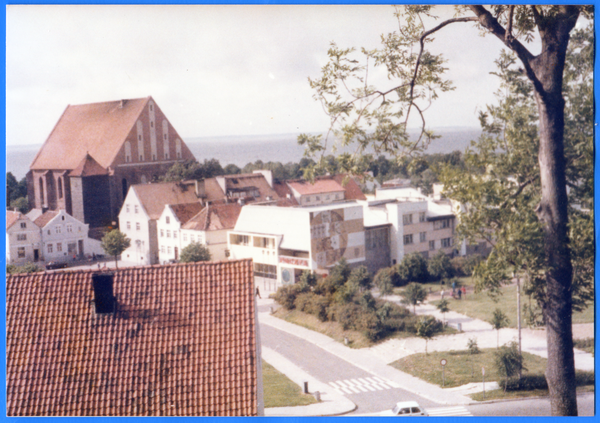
[7,260,263,416]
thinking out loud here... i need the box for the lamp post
[513,271,522,379]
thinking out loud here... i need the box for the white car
[380,401,429,416]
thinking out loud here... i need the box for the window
[190,234,195,242]
[161,246,165,253]
[136,222,141,231]
[173,231,177,238]
[167,246,172,254]
[434,219,450,230]
[57,243,62,252]
[315,196,320,201]
[166,216,170,224]
[419,212,426,222]
[183,233,188,242]
[127,222,131,230]
[403,214,413,226]
[166,230,171,238]
[150,104,153,111]
[126,204,130,213]
[55,225,62,234]
[47,244,53,253]
[403,234,413,245]
[429,240,435,250]
[67,224,73,233]
[441,237,453,248]
[254,263,277,279]
[20,222,26,229]
[17,234,27,241]
[420,232,427,242]
[134,205,139,213]
[254,236,275,249]
[17,247,25,258]
[230,234,250,246]
[160,229,164,237]
[47,230,51,235]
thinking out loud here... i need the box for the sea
[6,128,481,180]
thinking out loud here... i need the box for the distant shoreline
[6,127,481,180]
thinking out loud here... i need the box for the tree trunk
[527,14,578,415]
[114,255,119,270]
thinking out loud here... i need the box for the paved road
[260,323,440,414]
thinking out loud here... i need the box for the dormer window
[166,216,170,224]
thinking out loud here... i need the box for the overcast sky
[7,5,552,147]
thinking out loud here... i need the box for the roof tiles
[7,259,258,416]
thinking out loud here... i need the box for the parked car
[380,401,428,416]
[46,261,69,270]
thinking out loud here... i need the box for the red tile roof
[132,182,201,220]
[183,203,242,231]
[7,260,259,416]
[32,210,60,228]
[332,174,367,201]
[30,98,149,171]
[287,178,344,196]
[168,202,204,225]
[6,211,21,229]
[69,153,108,177]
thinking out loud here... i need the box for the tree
[299,270,319,288]
[179,242,211,263]
[415,315,440,355]
[490,308,510,349]
[397,253,429,284]
[436,298,449,325]
[299,6,591,414]
[347,265,372,291]
[373,267,395,297]
[427,251,454,281]
[401,282,427,314]
[10,197,29,214]
[101,230,131,269]
[6,172,27,207]
[495,341,527,391]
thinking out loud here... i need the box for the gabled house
[281,174,367,206]
[119,181,202,265]
[7,259,263,416]
[156,202,204,262]
[6,211,42,264]
[27,97,195,227]
[29,209,104,262]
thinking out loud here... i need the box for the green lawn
[263,360,318,408]
[430,283,594,328]
[390,348,548,388]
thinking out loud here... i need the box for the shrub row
[498,371,595,391]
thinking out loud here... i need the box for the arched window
[176,138,182,159]
[39,177,45,206]
[136,121,144,161]
[124,141,132,163]
[122,178,128,199]
[58,177,63,199]
[162,120,169,159]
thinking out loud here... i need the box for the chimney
[195,179,206,198]
[92,273,116,314]
[119,99,127,108]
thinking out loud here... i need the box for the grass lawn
[574,338,594,356]
[390,348,548,389]
[393,277,475,297]
[430,283,594,328]
[470,385,594,402]
[273,307,457,349]
[262,360,318,408]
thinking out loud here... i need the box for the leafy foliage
[427,251,454,281]
[101,230,131,269]
[490,308,510,348]
[397,253,429,284]
[401,282,428,314]
[495,341,527,391]
[373,267,395,296]
[415,315,443,355]
[179,242,211,263]
[10,197,29,214]
[7,263,43,274]
[6,172,27,208]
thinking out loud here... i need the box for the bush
[304,294,330,322]
[354,311,384,341]
[274,285,302,310]
[499,375,548,391]
[335,303,363,330]
[347,265,373,291]
[374,267,400,294]
[575,370,595,386]
[294,292,313,312]
[7,263,43,274]
[450,255,482,277]
[427,251,454,281]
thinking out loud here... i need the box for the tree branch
[500,176,538,209]
[506,5,514,42]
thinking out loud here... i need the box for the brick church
[27,97,196,227]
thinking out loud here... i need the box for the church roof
[30,97,150,171]
[69,153,108,177]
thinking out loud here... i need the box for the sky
[6,5,555,147]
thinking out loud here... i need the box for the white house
[30,209,103,262]
[156,202,203,263]
[119,181,202,265]
[6,211,42,264]
[228,202,366,291]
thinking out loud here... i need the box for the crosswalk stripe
[364,376,389,390]
[349,379,370,392]
[357,378,377,391]
[338,380,361,394]
[329,381,352,394]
